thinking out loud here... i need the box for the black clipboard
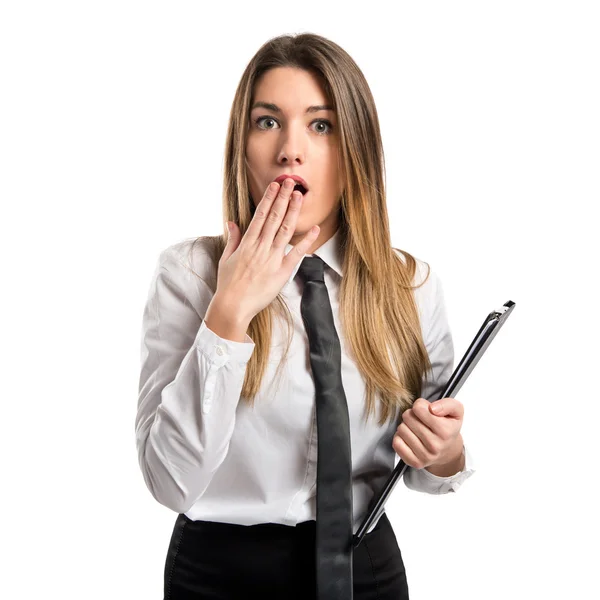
[352,300,516,548]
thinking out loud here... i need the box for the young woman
[136,32,475,600]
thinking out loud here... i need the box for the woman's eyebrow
[251,101,335,114]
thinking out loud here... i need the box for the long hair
[188,33,433,427]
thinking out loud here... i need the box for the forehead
[251,67,333,112]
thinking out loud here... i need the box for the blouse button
[216,346,224,356]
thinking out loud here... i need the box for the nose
[277,124,305,164]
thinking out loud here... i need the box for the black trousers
[163,511,409,599]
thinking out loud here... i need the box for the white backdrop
[1,1,598,598]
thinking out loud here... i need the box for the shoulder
[392,247,443,320]
[157,235,220,294]
[391,247,439,290]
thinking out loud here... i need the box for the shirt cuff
[404,444,476,494]
[195,320,256,367]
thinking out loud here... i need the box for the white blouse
[135,227,476,534]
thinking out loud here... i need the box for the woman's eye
[255,117,279,130]
[254,116,333,135]
[312,120,333,135]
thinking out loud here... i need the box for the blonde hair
[188,33,432,427]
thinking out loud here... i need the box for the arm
[135,245,255,513]
[403,265,476,494]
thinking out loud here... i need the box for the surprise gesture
[392,397,465,473]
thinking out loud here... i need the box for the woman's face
[245,66,344,252]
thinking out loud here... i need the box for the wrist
[425,435,465,477]
[205,293,252,342]
[438,435,464,466]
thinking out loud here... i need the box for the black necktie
[296,255,354,600]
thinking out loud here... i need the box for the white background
[1,1,598,598]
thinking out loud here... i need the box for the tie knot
[296,255,325,283]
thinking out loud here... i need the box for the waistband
[179,512,387,538]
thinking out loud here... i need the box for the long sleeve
[135,245,255,513]
[403,266,476,494]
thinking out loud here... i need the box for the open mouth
[293,183,308,196]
